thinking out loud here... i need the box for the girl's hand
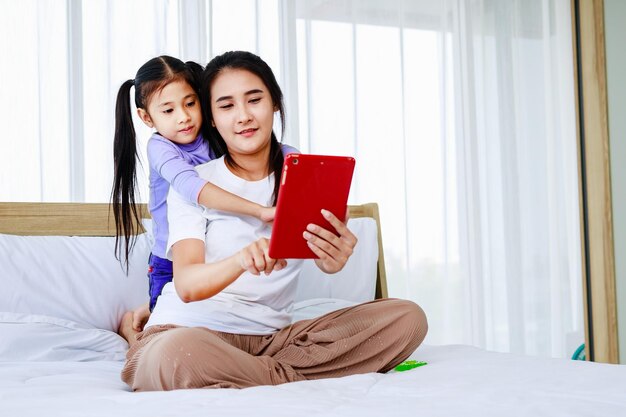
[238,237,287,276]
[259,206,276,223]
[304,209,357,274]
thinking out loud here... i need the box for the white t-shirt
[146,156,304,335]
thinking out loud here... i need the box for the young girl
[121,51,427,390]
[112,56,296,333]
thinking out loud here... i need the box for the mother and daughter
[113,50,427,390]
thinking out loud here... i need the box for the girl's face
[137,79,202,145]
[209,68,275,157]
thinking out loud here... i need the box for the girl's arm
[197,143,298,221]
[197,182,273,221]
[149,137,270,220]
[303,209,358,274]
[172,237,286,302]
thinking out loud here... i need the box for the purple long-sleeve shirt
[147,132,298,258]
[147,133,214,258]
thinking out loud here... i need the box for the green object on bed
[394,360,427,372]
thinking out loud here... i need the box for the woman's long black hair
[200,51,285,205]
[111,56,203,268]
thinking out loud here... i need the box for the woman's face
[209,68,275,157]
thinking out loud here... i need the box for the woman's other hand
[238,237,287,276]
[304,209,357,274]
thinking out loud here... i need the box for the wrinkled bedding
[2,343,625,417]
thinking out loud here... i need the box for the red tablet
[269,154,356,259]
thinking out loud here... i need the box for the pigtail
[111,79,142,270]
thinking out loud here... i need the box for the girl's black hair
[200,51,285,205]
[111,56,203,268]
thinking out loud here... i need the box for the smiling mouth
[237,128,257,135]
[179,126,194,133]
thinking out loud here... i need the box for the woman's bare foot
[118,311,139,347]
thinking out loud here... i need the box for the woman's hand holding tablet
[302,207,358,273]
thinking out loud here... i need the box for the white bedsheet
[2,344,625,417]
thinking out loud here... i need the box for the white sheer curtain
[0,0,282,203]
[456,0,582,357]
[292,0,582,358]
[0,0,582,358]
[0,0,71,201]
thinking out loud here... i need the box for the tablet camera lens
[293,158,299,165]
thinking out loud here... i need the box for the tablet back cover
[269,154,355,259]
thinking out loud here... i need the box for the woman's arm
[303,209,358,274]
[166,180,245,302]
[171,238,242,302]
[172,237,287,303]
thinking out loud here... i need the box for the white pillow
[0,232,150,332]
[295,217,379,303]
[0,216,377,333]
[0,312,128,361]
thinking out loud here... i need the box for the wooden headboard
[0,202,388,299]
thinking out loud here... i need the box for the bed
[1,202,625,417]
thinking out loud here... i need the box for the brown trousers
[121,298,427,391]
